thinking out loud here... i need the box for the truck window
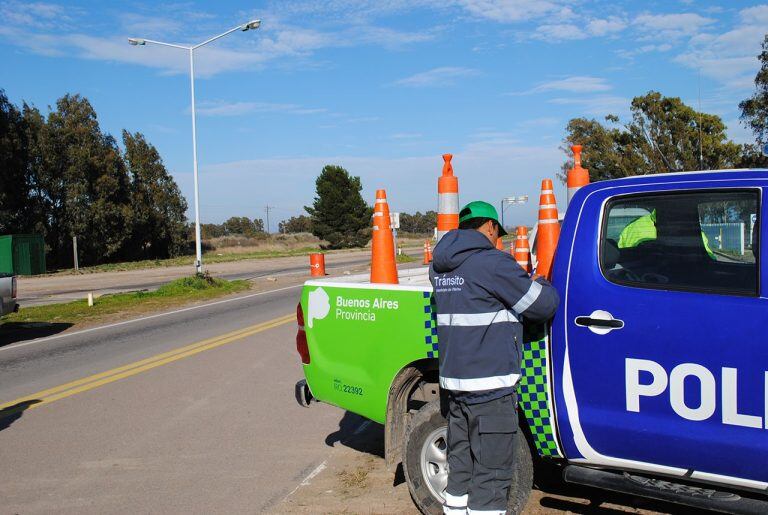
[600,190,759,296]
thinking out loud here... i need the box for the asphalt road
[17,248,421,307]
[0,282,354,513]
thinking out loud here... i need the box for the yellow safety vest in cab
[618,210,715,259]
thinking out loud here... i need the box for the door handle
[575,310,624,335]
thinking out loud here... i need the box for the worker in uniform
[429,201,559,514]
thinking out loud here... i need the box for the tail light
[11,276,17,299]
[296,302,310,364]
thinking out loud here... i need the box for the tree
[122,130,188,259]
[739,33,768,168]
[279,215,312,233]
[561,91,743,181]
[29,94,133,267]
[222,216,264,237]
[0,90,32,234]
[399,211,437,234]
[305,165,372,249]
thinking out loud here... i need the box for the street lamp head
[128,38,146,46]
[242,19,261,31]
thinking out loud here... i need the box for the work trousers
[443,392,518,515]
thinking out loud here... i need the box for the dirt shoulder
[273,414,685,514]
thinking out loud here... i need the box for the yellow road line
[0,314,294,416]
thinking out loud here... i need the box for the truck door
[560,185,767,486]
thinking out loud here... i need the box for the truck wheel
[403,400,533,515]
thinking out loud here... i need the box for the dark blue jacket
[429,229,559,402]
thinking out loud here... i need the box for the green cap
[458,200,508,236]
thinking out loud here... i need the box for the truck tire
[403,400,533,515]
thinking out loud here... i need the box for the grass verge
[2,275,250,326]
[53,246,324,275]
[396,253,417,263]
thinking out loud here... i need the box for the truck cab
[295,169,767,514]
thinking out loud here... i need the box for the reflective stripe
[438,192,459,212]
[436,310,518,326]
[539,204,557,209]
[541,189,554,194]
[539,219,559,224]
[375,199,387,204]
[440,373,520,391]
[373,212,386,217]
[444,492,468,508]
[512,280,542,315]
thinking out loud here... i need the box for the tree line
[0,91,188,269]
[201,217,265,239]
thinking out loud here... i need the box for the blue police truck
[295,169,767,514]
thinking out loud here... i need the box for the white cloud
[633,13,715,40]
[617,43,672,59]
[672,5,767,91]
[195,101,327,117]
[586,17,628,37]
[0,1,437,77]
[456,0,566,23]
[548,95,629,117]
[532,15,626,42]
[393,66,479,87]
[518,76,612,94]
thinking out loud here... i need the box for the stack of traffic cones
[437,154,459,242]
[423,240,433,265]
[535,179,560,279]
[566,144,589,206]
[514,226,531,274]
[371,189,399,284]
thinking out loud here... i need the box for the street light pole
[128,20,261,275]
[500,195,529,230]
[189,48,202,273]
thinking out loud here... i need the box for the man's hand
[531,273,542,281]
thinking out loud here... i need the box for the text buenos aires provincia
[335,295,399,322]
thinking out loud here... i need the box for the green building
[0,234,47,275]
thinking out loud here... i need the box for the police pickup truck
[294,169,766,514]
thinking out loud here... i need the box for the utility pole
[72,236,79,272]
[264,205,274,234]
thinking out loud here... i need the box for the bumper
[295,379,315,408]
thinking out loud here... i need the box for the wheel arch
[384,358,439,471]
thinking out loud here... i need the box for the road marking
[300,461,327,486]
[1,283,303,353]
[285,460,328,500]
[0,313,294,416]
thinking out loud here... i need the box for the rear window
[600,189,759,296]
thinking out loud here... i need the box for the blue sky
[1,1,766,228]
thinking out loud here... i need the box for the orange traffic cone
[371,189,399,284]
[566,144,589,206]
[427,240,433,262]
[496,237,504,250]
[423,240,431,265]
[437,154,459,242]
[536,179,560,279]
[514,226,531,274]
